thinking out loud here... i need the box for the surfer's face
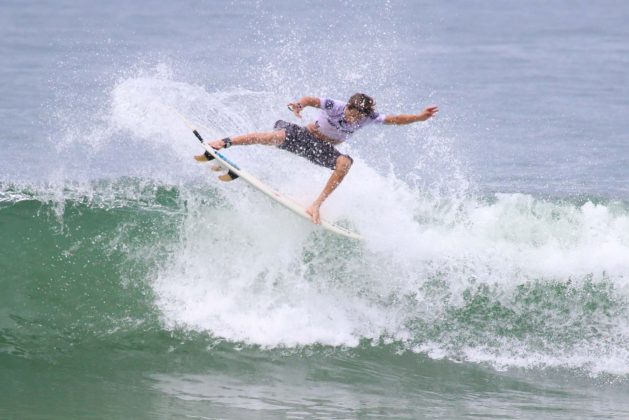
[344,106,367,124]
[346,93,376,123]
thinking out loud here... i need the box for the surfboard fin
[194,151,215,162]
[218,170,240,182]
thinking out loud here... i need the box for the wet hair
[347,93,376,116]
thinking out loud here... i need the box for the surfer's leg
[208,130,285,149]
[195,130,286,161]
[306,155,353,224]
[230,129,286,146]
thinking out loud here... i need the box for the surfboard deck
[189,128,362,241]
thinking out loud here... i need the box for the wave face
[2,172,629,376]
[0,180,179,360]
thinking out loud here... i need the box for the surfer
[197,93,438,224]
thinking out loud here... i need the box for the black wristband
[223,137,232,148]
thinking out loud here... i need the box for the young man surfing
[197,93,438,224]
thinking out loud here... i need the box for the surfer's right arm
[288,96,321,119]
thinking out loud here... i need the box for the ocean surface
[2,0,629,418]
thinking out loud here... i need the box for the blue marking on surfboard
[215,151,241,170]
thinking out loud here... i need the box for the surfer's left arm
[384,105,439,125]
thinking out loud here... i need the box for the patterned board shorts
[274,120,352,170]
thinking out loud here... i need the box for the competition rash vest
[314,98,386,143]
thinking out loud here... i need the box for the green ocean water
[2,180,629,418]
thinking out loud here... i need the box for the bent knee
[335,155,353,171]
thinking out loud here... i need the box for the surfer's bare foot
[194,154,209,162]
[209,139,225,150]
[306,203,322,224]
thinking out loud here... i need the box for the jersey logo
[327,117,356,134]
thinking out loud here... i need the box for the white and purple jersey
[314,97,386,142]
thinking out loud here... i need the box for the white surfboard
[174,111,362,240]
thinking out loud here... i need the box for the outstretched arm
[384,105,439,125]
[287,96,321,119]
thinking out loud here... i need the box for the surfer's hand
[419,106,439,121]
[208,139,225,150]
[306,202,321,224]
[288,102,303,119]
